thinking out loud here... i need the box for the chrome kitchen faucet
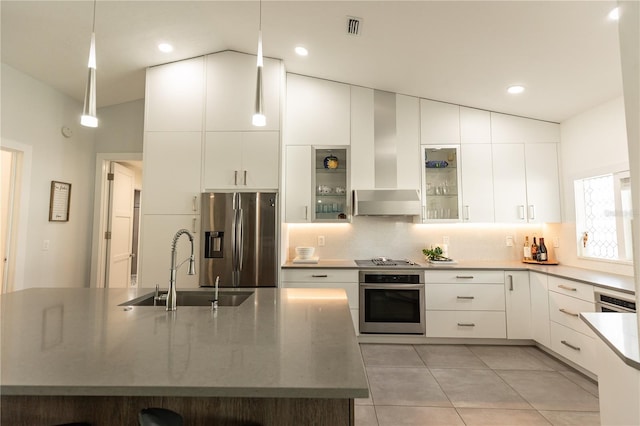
[167,229,196,311]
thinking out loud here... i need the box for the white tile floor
[356,344,600,426]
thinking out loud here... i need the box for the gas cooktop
[355,257,423,268]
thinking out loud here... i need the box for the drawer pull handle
[457,296,475,300]
[559,308,579,317]
[311,274,328,278]
[456,275,474,279]
[558,284,577,292]
[561,340,581,351]
[457,322,476,327]
[508,274,513,291]
[192,195,198,212]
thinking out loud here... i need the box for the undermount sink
[119,290,253,307]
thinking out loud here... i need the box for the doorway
[90,154,142,288]
[1,149,19,293]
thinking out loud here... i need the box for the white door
[241,132,280,189]
[107,163,135,288]
[284,146,312,222]
[492,144,527,223]
[1,150,16,293]
[461,144,495,222]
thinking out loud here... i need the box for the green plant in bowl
[422,246,450,261]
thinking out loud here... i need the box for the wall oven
[595,291,636,313]
[359,270,425,334]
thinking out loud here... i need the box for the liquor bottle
[531,237,538,261]
[538,237,548,261]
[523,236,531,260]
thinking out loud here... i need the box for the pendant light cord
[91,0,97,32]
[259,0,262,31]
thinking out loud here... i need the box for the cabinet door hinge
[107,173,114,181]
[105,231,112,240]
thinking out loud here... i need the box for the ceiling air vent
[347,16,362,36]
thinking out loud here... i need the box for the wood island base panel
[1,395,354,426]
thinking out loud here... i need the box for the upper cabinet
[284,74,350,146]
[351,87,421,190]
[491,112,560,144]
[421,145,462,221]
[145,57,205,132]
[523,144,561,223]
[460,107,491,144]
[460,144,495,222]
[204,132,279,190]
[420,99,460,144]
[206,52,282,132]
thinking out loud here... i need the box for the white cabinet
[490,113,560,144]
[205,51,282,131]
[529,272,551,347]
[139,214,200,289]
[523,144,561,223]
[420,99,460,144]
[460,144,495,222]
[425,270,506,338]
[492,144,528,223]
[284,146,312,223]
[460,107,491,144]
[351,88,421,190]
[281,269,359,334]
[145,57,205,132]
[284,74,350,146]
[142,132,202,215]
[548,277,596,373]
[203,132,279,190]
[504,271,532,339]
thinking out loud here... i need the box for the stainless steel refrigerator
[200,192,278,287]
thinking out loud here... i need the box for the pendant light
[81,0,98,128]
[252,0,266,127]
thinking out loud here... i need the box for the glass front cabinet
[421,145,462,222]
[314,147,350,222]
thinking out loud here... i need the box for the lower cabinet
[529,272,551,347]
[504,271,532,339]
[281,269,359,334]
[425,270,506,339]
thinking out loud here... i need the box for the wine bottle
[538,237,548,261]
[523,236,531,260]
[531,237,538,261]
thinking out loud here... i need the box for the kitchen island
[1,287,368,425]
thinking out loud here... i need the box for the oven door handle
[360,283,425,290]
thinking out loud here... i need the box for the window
[574,170,633,262]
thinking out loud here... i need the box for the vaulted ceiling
[1,1,623,123]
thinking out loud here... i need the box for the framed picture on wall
[49,181,71,222]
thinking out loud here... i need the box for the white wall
[1,64,96,289]
[95,99,144,154]
[555,96,633,276]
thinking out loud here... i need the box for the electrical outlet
[43,240,50,251]
[553,237,560,248]
[506,236,513,247]
[443,236,450,245]
[318,236,325,247]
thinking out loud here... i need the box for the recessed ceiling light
[608,7,620,21]
[158,43,173,53]
[295,46,309,56]
[507,85,525,94]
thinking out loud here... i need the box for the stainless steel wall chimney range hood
[353,189,421,216]
[352,90,421,216]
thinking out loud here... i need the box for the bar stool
[138,408,183,426]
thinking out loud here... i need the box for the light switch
[43,240,50,250]
[318,236,325,247]
[506,236,513,247]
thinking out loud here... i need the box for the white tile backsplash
[286,217,547,263]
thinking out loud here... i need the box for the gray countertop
[0,287,368,399]
[581,312,640,370]
[282,259,637,294]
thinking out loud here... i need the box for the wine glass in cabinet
[421,145,462,222]
[313,147,350,222]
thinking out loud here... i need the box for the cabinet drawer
[425,270,504,284]
[549,291,595,337]
[281,269,358,283]
[281,281,358,309]
[550,321,596,374]
[426,284,505,311]
[548,276,594,302]
[426,311,506,338]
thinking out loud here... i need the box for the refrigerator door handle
[237,209,244,271]
[231,208,239,272]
